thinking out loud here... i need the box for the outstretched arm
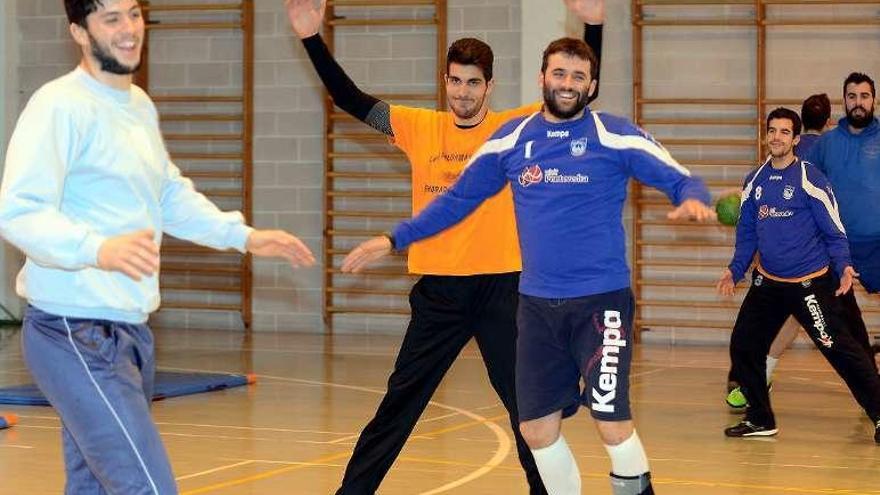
[285,0,392,135]
[341,139,510,273]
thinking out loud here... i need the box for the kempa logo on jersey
[547,130,570,139]
[758,205,794,220]
[592,310,626,413]
[804,294,834,348]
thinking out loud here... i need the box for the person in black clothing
[719,108,880,443]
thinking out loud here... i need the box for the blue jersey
[802,117,880,242]
[794,132,821,157]
[728,158,850,283]
[392,110,710,298]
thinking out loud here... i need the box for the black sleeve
[301,34,393,136]
[584,23,603,102]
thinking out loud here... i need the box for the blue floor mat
[0,371,254,406]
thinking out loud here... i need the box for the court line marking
[259,374,513,495]
[176,460,255,481]
[180,452,351,495]
[161,368,512,495]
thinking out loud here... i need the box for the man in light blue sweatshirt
[0,1,315,493]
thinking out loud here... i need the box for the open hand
[246,230,316,268]
[565,0,605,25]
[340,236,392,273]
[668,198,717,222]
[716,269,735,297]
[285,0,326,39]
[97,229,160,281]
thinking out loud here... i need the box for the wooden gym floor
[0,327,878,494]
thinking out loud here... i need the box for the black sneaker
[724,420,778,437]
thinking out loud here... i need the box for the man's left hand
[246,230,316,268]
[565,0,605,25]
[836,266,858,296]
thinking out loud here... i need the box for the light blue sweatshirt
[0,67,252,323]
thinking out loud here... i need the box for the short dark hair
[64,0,105,27]
[541,37,598,80]
[447,38,494,82]
[843,72,876,99]
[800,93,831,132]
[767,107,802,137]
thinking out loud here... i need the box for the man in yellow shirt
[287,1,604,493]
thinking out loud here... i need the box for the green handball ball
[716,193,740,227]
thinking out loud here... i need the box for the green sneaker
[725,382,772,409]
[726,386,747,409]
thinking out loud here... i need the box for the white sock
[604,430,650,477]
[766,355,779,383]
[530,435,581,495]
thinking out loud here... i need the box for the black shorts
[515,288,634,422]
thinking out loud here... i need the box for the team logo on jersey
[570,138,588,157]
[758,205,793,220]
[519,164,544,187]
[783,185,795,200]
[755,186,763,200]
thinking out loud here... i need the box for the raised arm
[566,0,604,101]
[594,114,713,220]
[285,0,392,135]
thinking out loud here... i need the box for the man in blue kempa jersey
[724,92,837,410]
[718,108,880,443]
[0,1,316,493]
[342,37,715,495]
[802,73,880,372]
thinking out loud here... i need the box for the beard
[89,32,141,75]
[846,104,875,129]
[769,145,792,158]
[542,85,588,120]
[448,94,486,121]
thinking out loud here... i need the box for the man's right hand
[285,0,326,39]
[716,268,736,297]
[97,229,160,281]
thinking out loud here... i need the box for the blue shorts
[851,240,880,293]
[515,288,634,422]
